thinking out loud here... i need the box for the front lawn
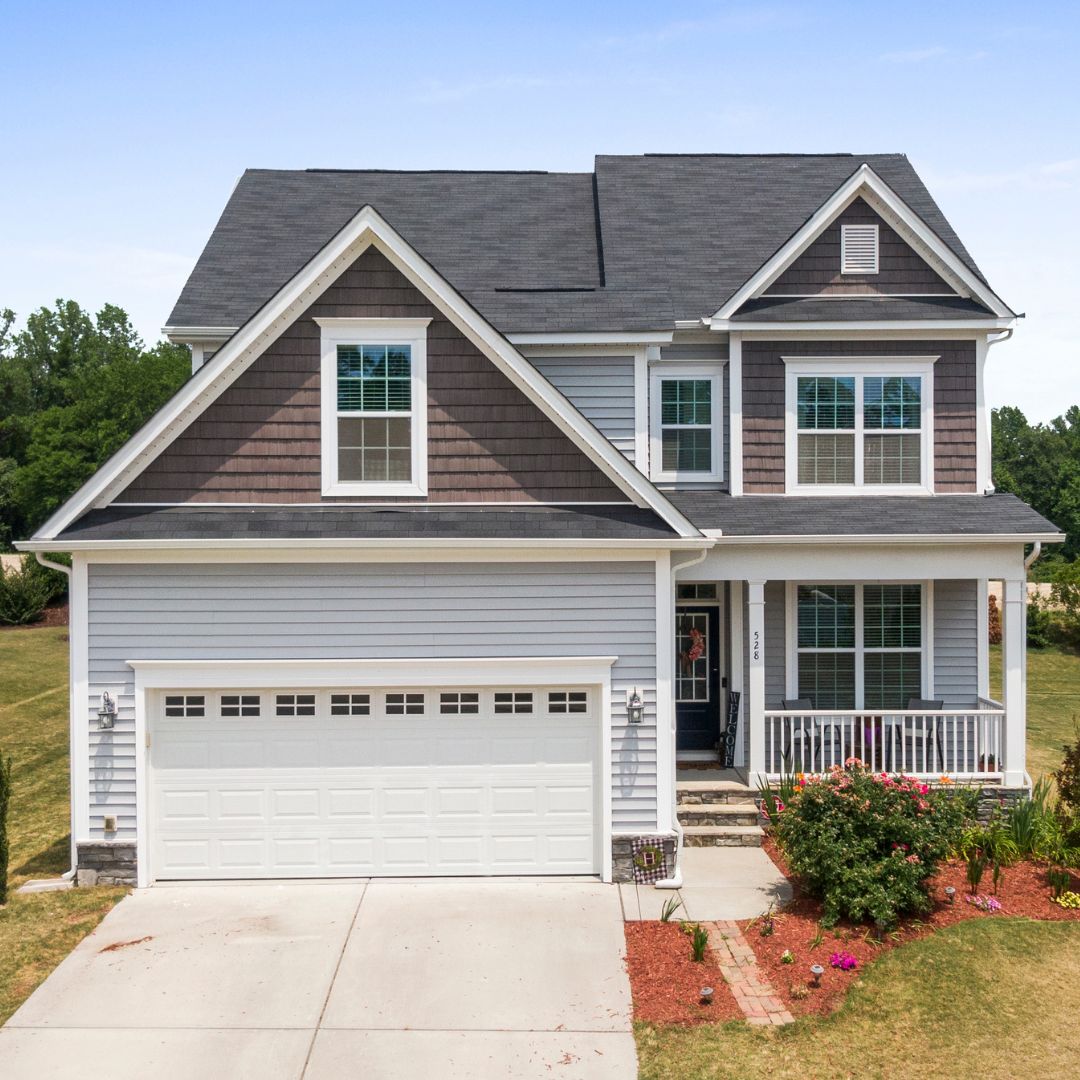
[991,643,1080,781]
[0,622,124,1025]
[636,918,1080,1080]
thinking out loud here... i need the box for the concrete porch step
[682,824,764,847]
[677,804,761,828]
[677,780,756,805]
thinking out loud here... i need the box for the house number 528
[752,630,761,662]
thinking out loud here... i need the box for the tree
[0,302,189,544]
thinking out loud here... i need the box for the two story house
[20,154,1061,887]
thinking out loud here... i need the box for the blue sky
[2,1,1077,420]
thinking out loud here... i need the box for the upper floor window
[649,366,723,483]
[840,223,879,274]
[784,359,934,493]
[316,318,431,497]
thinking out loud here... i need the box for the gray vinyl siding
[86,561,658,840]
[933,579,980,706]
[531,355,637,463]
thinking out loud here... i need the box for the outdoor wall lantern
[97,690,117,730]
[626,689,644,724]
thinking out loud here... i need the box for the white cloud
[879,45,948,63]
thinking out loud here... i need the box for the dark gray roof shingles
[168,154,995,334]
[57,504,681,543]
[667,493,1062,538]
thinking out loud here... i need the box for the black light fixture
[97,690,117,730]
[626,689,644,724]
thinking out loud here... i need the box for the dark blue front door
[675,605,722,752]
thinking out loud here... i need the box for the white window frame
[840,222,879,275]
[317,317,431,497]
[784,357,936,495]
[648,364,724,483]
[784,581,934,709]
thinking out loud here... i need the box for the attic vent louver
[840,223,879,274]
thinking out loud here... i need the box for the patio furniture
[780,698,849,770]
[888,698,946,772]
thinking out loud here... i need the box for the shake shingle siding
[741,339,977,493]
[121,249,625,504]
[767,198,954,296]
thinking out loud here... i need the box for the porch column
[747,579,766,785]
[1001,577,1027,787]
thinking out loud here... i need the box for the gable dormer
[764,198,955,298]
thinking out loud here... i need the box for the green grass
[636,918,1080,1080]
[990,643,1080,781]
[0,623,124,1025]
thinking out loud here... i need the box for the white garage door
[150,686,599,880]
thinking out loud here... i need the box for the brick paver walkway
[707,920,795,1026]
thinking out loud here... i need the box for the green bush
[773,763,976,929]
[1055,727,1080,816]
[0,558,53,625]
[0,755,11,905]
[21,552,69,603]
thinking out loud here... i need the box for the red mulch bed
[0,602,69,631]
[624,922,742,1025]
[744,838,1080,1017]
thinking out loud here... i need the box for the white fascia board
[712,164,1013,321]
[700,531,1065,545]
[508,331,674,346]
[711,318,1016,333]
[35,205,699,541]
[127,655,618,690]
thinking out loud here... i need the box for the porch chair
[888,698,946,773]
[780,698,847,772]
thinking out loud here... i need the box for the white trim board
[711,164,1013,322]
[34,205,699,541]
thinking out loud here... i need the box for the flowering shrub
[966,894,1002,913]
[773,761,976,928]
[1051,890,1080,909]
[829,951,858,971]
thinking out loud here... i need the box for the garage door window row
[162,688,592,721]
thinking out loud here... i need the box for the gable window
[649,365,724,483]
[784,359,934,493]
[790,583,926,710]
[840,223,879,274]
[317,318,431,497]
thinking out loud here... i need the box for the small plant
[758,904,775,937]
[756,780,784,823]
[789,983,810,1001]
[0,755,10,906]
[1051,891,1080,909]
[829,951,858,971]
[808,922,825,950]
[966,894,1002,913]
[1048,866,1072,899]
[1055,727,1080,817]
[991,860,1005,894]
[659,894,683,923]
[1005,777,1054,858]
[689,923,709,963]
[780,949,794,964]
[965,848,989,894]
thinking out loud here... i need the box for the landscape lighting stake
[945,886,956,904]
[699,987,714,1005]
[810,964,824,987]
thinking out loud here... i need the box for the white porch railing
[763,703,1006,780]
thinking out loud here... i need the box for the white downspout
[34,553,78,882]
[655,545,709,890]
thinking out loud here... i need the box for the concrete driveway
[0,880,635,1080]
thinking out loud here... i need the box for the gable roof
[34,205,700,541]
[166,154,1000,335]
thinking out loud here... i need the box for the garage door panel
[152,687,599,880]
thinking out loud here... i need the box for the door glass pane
[797,433,855,484]
[797,586,856,648]
[797,652,856,709]
[864,652,922,709]
[676,612,709,702]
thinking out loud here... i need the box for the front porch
[674,561,1029,787]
